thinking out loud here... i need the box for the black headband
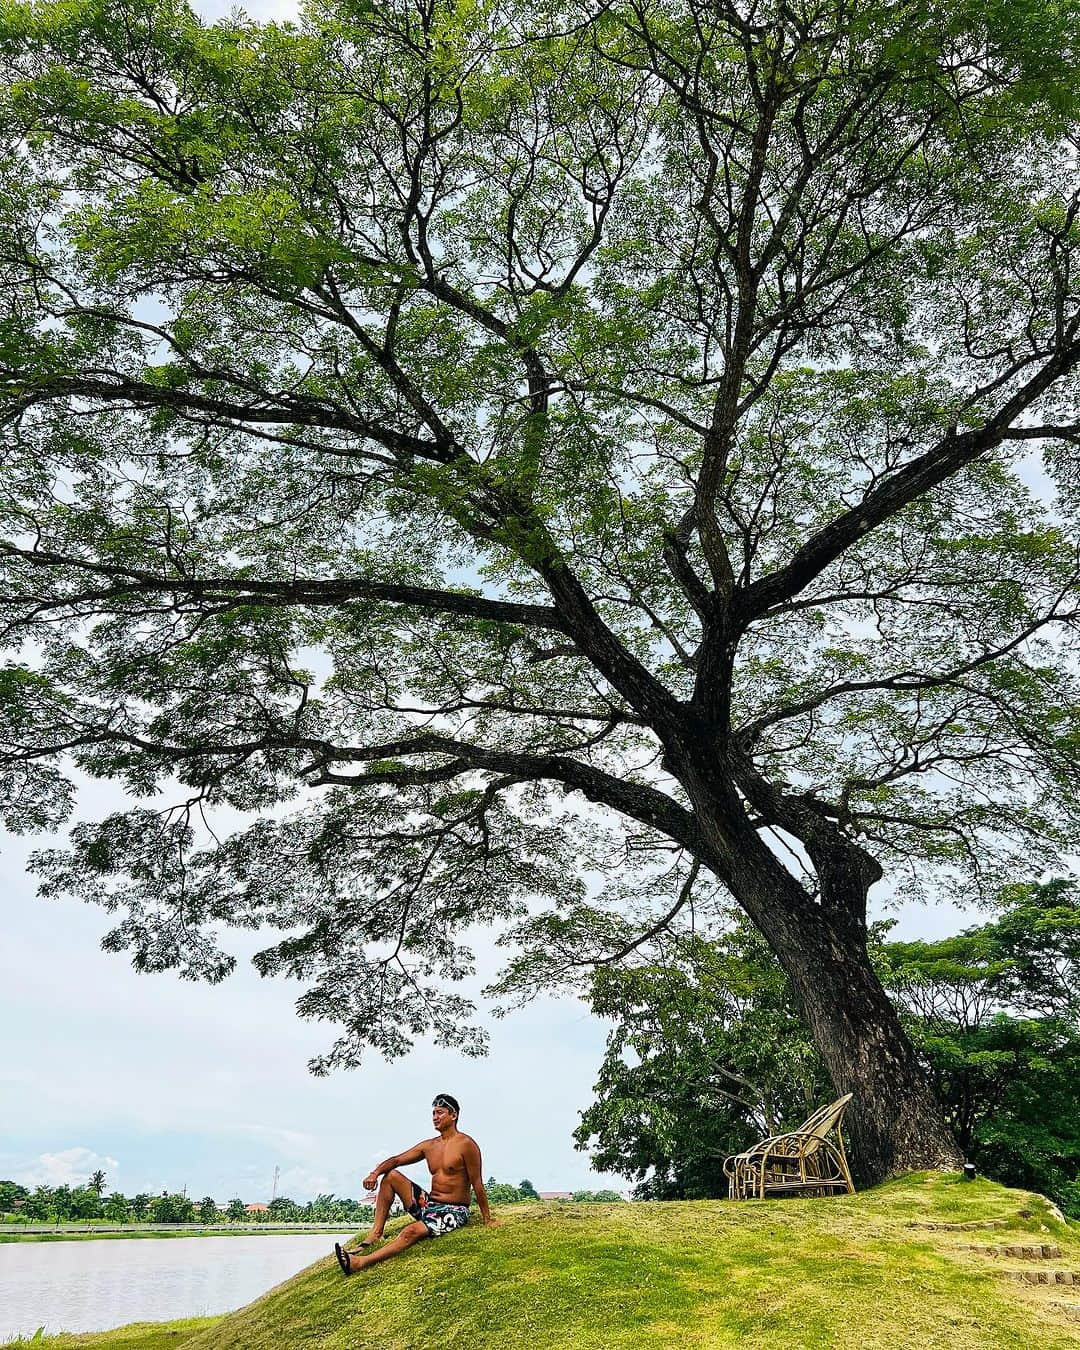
[432,1093,460,1115]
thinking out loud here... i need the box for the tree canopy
[2,0,1080,1177]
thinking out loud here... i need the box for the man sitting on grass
[334,1092,497,1275]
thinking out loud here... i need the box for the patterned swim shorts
[407,1182,470,1238]
[417,1200,470,1238]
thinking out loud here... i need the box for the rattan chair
[723,1093,855,1200]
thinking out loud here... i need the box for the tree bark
[677,756,962,1184]
[761,900,963,1183]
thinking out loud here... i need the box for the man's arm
[362,1141,428,1192]
[463,1139,498,1226]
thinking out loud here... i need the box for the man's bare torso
[420,1130,477,1204]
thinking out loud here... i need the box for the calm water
[0,1232,350,1342]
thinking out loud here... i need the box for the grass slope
[0,1319,221,1349]
[6,1175,1079,1350]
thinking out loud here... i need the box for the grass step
[1003,1269,1080,1285]
[909,1218,1009,1231]
[965,1243,1062,1259]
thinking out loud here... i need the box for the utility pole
[271,1165,280,1204]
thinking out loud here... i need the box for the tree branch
[737,340,1080,625]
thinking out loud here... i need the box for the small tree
[87,1170,106,1196]
[225,1198,246,1222]
[308,1193,336,1221]
[575,918,826,1197]
[518,1179,539,1201]
[483,1178,524,1205]
[70,1186,103,1220]
[23,1187,50,1221]
[149,1192,194,1223]
[0,1181,28,1213]
[129,1193,151,1221]
[148,1194,173,1224]
[104,1192,130,1223]
[49,1186,73,1222]
[198,1196,218,1224]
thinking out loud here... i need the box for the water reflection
[0,1232,350,1342]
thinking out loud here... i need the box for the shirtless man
[334,1092,497,1275]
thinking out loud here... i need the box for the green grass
[0,1319,221,1349]
[6,1175,1080,1350]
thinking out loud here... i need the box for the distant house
[537,1191,573,1201]
[245,1203,269,1214]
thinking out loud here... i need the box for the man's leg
[348,1218,429,1271]
[361,1170,426,1244]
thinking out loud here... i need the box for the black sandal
[334,1242,353,1275]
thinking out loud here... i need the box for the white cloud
[228,1125,320,1157]
[15,1147,119,1189]
[275,1166,337,1198]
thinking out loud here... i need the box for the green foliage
[197,1196,218,1224]
[148,1192,195,1224]
[225,1198,245,1222]
[0,1180,28,1212]
[578,882,1080,1212]
[482,1177,527,1205]
[21,1187,50,1221]
[103,1192,130,1223]
[879,879,1080,1215]
[575,917,827,1198]
[69,1185,103,1220]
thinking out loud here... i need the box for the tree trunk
[751,892,963,1183]
[674,749,963,1183]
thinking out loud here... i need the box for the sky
[0,0,992,1209]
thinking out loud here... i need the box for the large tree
[3,0,1080,1181]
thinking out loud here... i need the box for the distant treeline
[483,1178,624,1203]
[0,1177,373,1224]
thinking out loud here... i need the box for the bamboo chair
[723,1093,855,1200]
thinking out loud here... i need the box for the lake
[0,1232,351,1342]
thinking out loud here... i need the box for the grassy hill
[6,1174,1080,1350]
